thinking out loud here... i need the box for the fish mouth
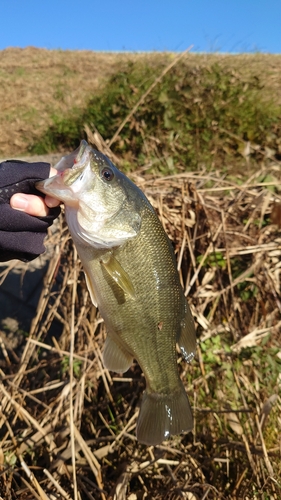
[36,140,92,203]
[54,140,88,172]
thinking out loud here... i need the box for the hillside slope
[1,47,281,157]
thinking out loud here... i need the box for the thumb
[10,193,49,217]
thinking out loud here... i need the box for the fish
[36,140,196,446]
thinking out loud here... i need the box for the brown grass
[0,157,280,499]
[0,48,281,499]
[1,47,281,156]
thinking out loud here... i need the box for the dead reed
[0,159,280,499]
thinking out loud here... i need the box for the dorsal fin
[177,302,197,363]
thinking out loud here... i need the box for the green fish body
[37,141,196,445]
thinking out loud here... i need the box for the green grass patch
[30,61,281,174]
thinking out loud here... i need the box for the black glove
[0,160,61,262]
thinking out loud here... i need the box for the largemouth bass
[37,140,196,445]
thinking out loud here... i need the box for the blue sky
[1,0,280,54]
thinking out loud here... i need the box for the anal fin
[103,335,133,373]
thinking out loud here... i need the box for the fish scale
[36,140,197,446]
[80,203,183,388]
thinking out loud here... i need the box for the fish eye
[101,167,114,182]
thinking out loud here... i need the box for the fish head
[36,140,142,248]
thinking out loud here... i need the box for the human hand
[10,167,60,216]
[0,160,61,262]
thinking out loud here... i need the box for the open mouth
[35,141,93,204]
[54,140,89,172]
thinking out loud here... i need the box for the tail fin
[136,385,193,446]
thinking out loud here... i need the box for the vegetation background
[0,47,280,499]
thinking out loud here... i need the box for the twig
[69,247,78,500]
[108,46,193,146]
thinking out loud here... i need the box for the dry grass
[1,48,281,156]
[0,48,281,499]
[0,158,280,499]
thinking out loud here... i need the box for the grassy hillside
[1,48,281,175]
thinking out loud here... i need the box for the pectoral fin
[177,302,197,363]
[103,336,133,373]
[84,270,98,307]
[101,254,136,300]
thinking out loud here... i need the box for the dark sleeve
[0,160,61,262]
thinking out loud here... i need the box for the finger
[50,167,57,177]
[10,193,49,217]
[45,195,61,208]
